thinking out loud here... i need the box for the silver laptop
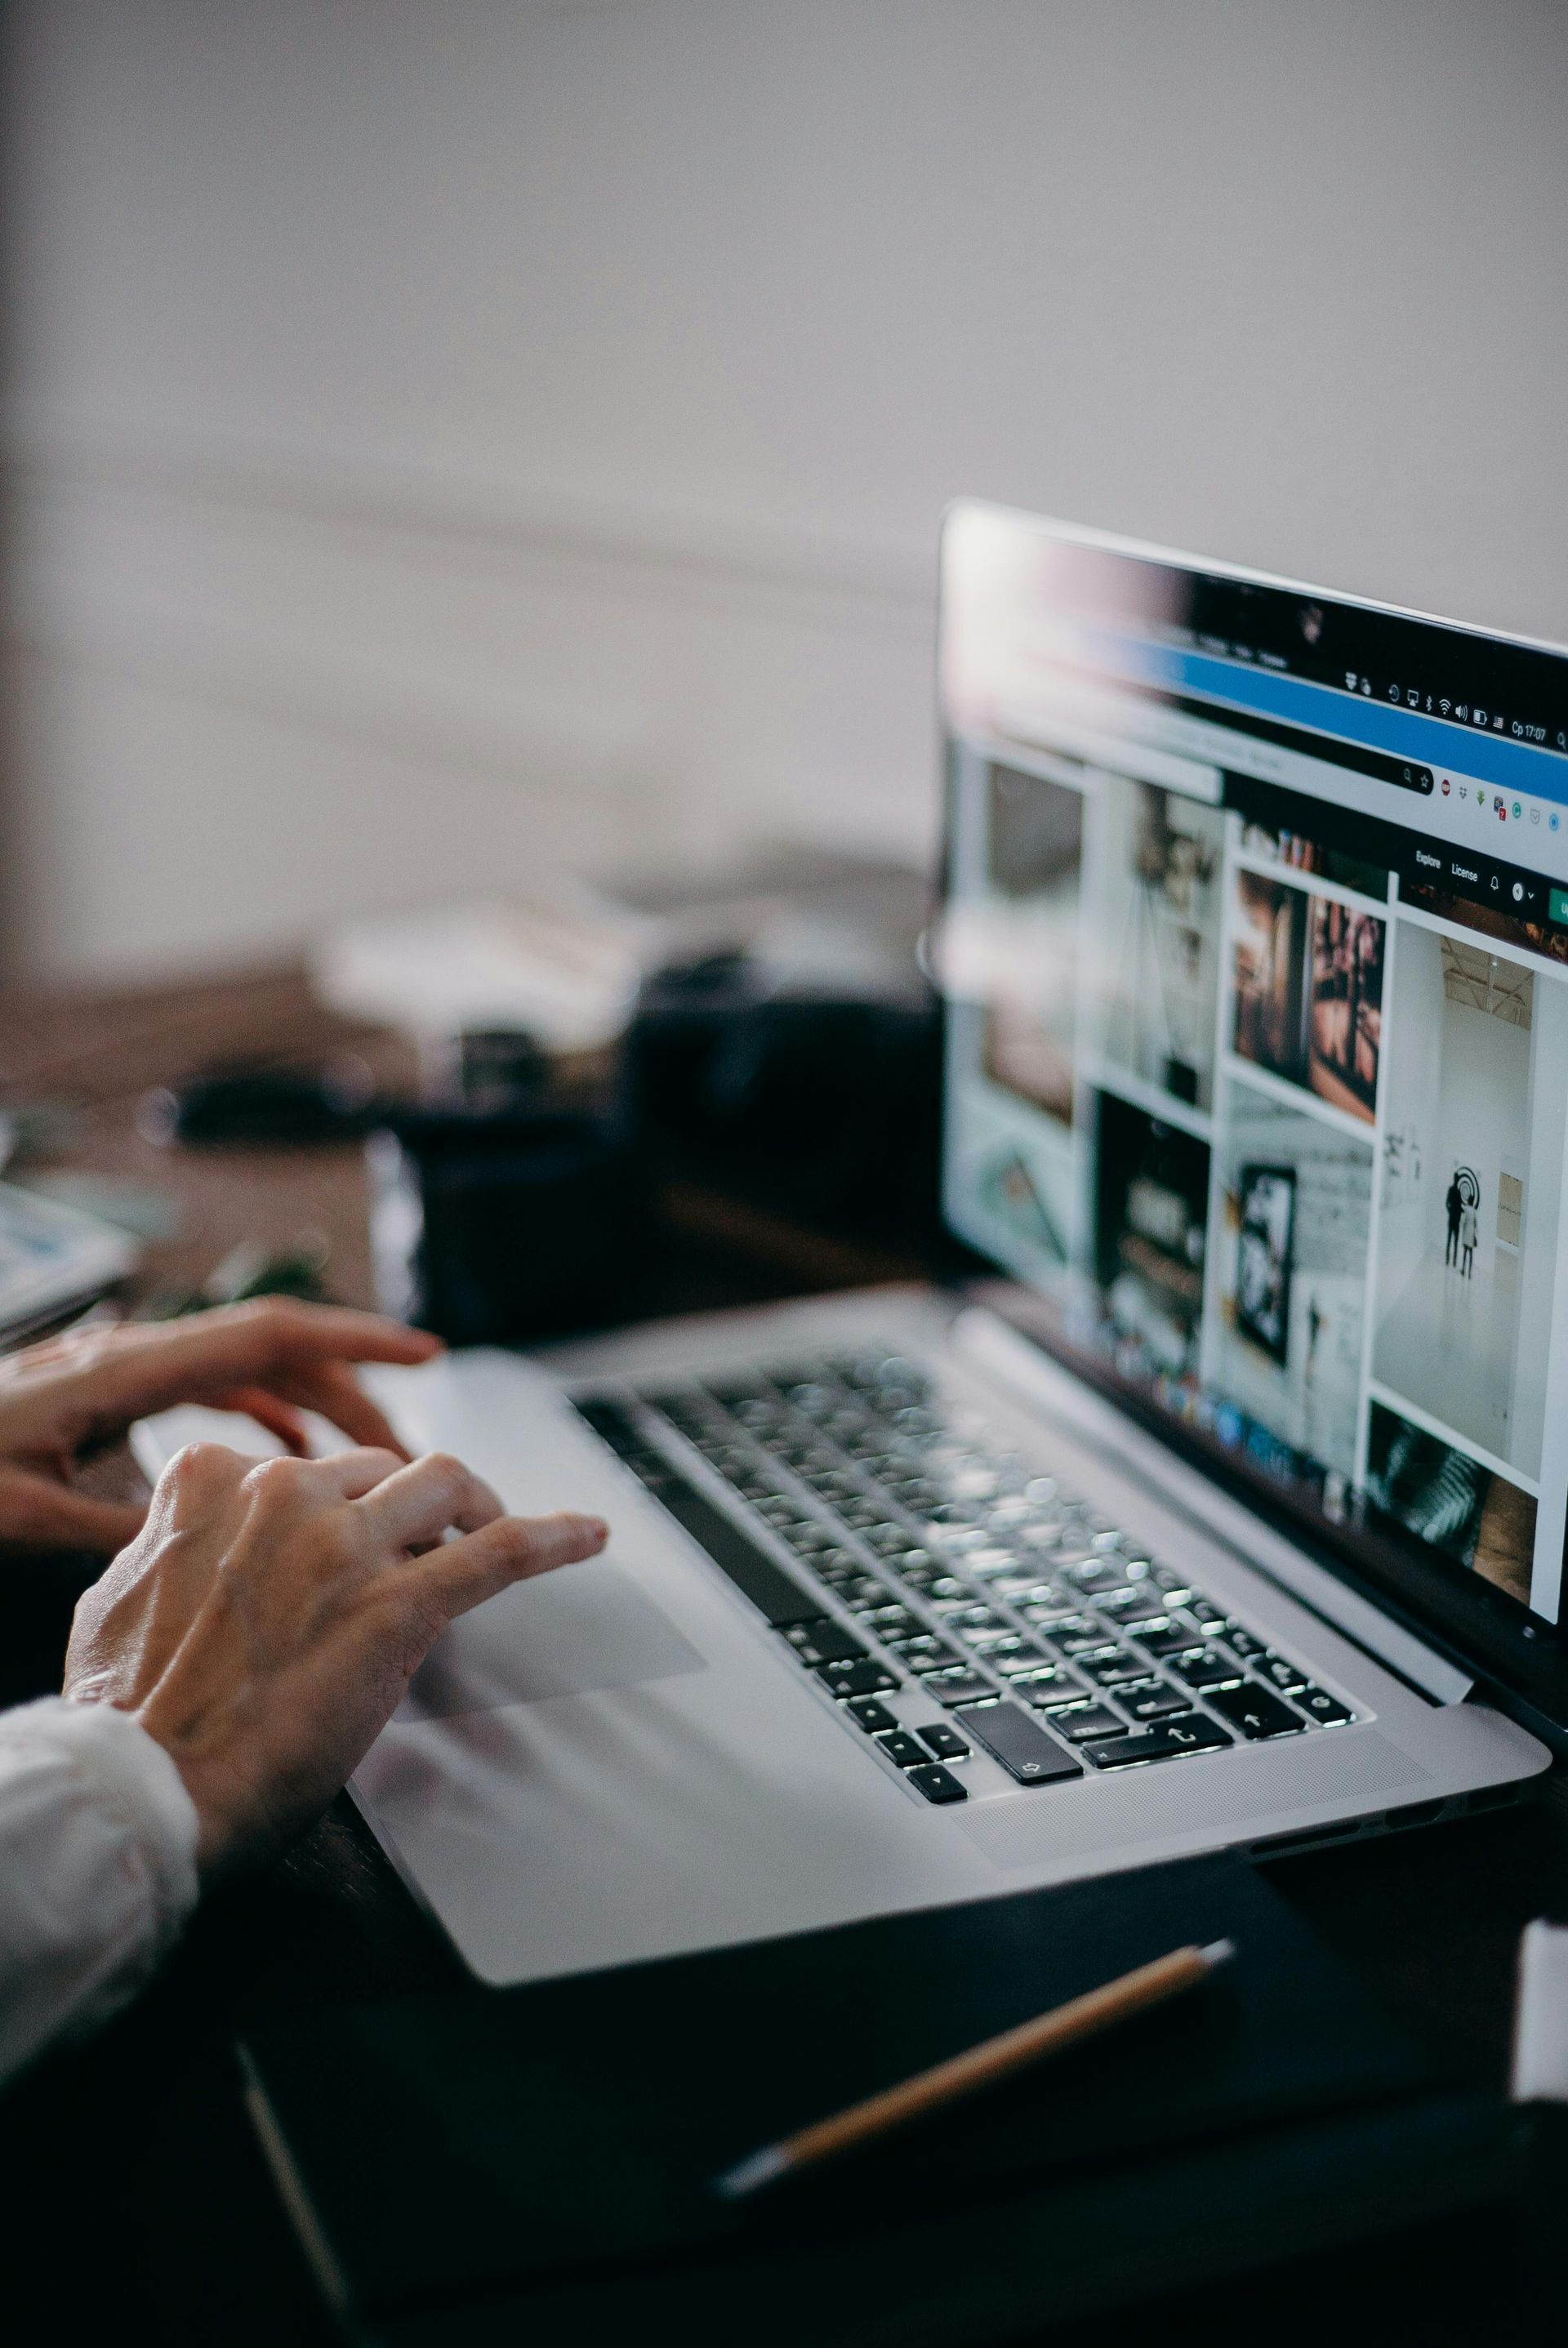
[141,504,1568,1986]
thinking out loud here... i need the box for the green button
[1551,888,1568,926]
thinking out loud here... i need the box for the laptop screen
[937,501,1568,1659]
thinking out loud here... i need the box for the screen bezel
[935,502,1568,1738]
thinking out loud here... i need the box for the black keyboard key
[652,1475,826,1625]
[1044,1617,1120,1659]
[816,1658,900,1698]
[1045,1702,1129,1741]
[924,1669,999,1707]
[844,1696,897,1733]
[1171,1645,1245,1691]
[1078,1650,1151,1688]
[1134,1618,1205,1660]
[780,1520,835,1554]
[859,1604,919,1640]
[915,1723,970,1762]
[991,1642,1054,1677]
[1099,1589,1166,1625]
[1187,1599,1231,1629]
[890,1557,940,1590]
[1120,1680,1196,1722]
[961,1703,1083,1785]
[946,1602,1007,1630]
[1081,1717,1231,1769]
[1296,1685,1354,1726]
[813,1561,861,1592]
[1205,1684,1309,1741]
[1223,1626,1270,1661]
[1018,1587,1080,1624]
[1255,1653,1311,1695]
[838,1496,885,1529]
[889,1477,942,1509]
[1159,1713,1231,1752]
[875,1731,929,1771]
[907,1763,968,1805]
[1069,1560,1127,1594]
[891,1636,966,1675]
[781,1618,866,1667]
[964,1545,1022,1578]
[1009,1665,1081,1707]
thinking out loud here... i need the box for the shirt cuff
[2,1697,201,1959]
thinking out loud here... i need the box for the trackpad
[396,1557,707,1725]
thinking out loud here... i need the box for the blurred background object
[3,0,1568,992]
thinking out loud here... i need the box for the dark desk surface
[1,966,1563,2342]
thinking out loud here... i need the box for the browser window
[938,503,1568,1631]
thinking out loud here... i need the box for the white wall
[5,0,1568,981]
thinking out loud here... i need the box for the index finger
[48,1303,442,1445]
[154,1299,443,1380]
[392,1509,609,1621]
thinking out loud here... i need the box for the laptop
[139,503,1566,1987]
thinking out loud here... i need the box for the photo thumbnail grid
[945,749,1568,1618]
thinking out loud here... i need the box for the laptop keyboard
[574,1350,1356,1807]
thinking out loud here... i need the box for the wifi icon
[1440,698,1451,715]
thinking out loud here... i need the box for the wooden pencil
[713,1936,1235,2199]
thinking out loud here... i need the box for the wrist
[133,1700,251,1880]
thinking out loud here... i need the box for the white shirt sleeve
[0,1696,200,2086]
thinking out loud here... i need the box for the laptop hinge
[951,1305,1474,1707]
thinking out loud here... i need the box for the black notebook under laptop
[238,1854,1517,2346]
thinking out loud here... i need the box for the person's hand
[0,1298,445,1557]
[65,1441,608,1873]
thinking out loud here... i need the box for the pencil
[713,1936,1236,2199]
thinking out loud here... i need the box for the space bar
[572,1397,821,1627]
[655,1481,824,1626]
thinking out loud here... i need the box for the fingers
[172,1297,443,1377]
[354,1451,507,1549]
[396,1509,609,1621]
[250,1299,444,1370]
[269,1360,413,1458]
[43,1301,443,1448]
[212,1386,312,1454]
[0,1466,147,1557]
[312,1447,406,1501]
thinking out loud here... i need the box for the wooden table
[1,966,1562,2342]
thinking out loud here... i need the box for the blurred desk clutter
[0,851,944,1341]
